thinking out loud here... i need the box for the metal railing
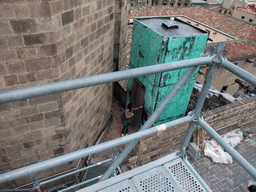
[0,42,256,191]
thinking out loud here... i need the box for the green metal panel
[128,17,208,126]
[154,34,208,125]
[128,19,165,113]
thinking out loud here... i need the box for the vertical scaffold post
[99,66,198,182]
[180,42,226,158]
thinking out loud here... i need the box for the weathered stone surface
[10,19,36,34]
[25,58,51,72]
[62,10,74,26]
[24,34,46,46]
[38,44,57,57]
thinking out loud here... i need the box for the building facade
[0,0,130,189]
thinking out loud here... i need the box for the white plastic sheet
[204,129,243,164]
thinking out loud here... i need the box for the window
[241,16,245,19]
[249,19,253,22]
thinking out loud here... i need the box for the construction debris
[204,129,243,164]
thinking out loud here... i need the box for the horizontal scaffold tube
[0,116,192,184]
[221,59,256,87]
[199,118,256,180]
[0,57,212,104]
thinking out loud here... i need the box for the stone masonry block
[74,7,82,20]
[7,35,23,48]
[35,68,60,81]
[81,36,89,48]
[0,163,12,172]
[13,104,30,115]
[4,75,19,87]
[26,130,43,141]
[44,110,63,119]
[0,20,13,35]
[14,3,29,18]
[19,72,36,84]
[29,121,44,132]
[38,44,57,57]
[63,0,70,11]
[7,61,25,74]
[23,140,37,149]
[70,0,79,8]
[0,148,7,156]
[17,47,37,59]
[26,154,40,164]
[29,113,44,123]
[53,147,64,155]
[51,0,63,15]
[0,49,18,61]
[13,125,30,135]
[0,103,12,112]
[39,3,52,17]
[0,62,7,77]
[24,34,46,46]
[0,121,13,131]
[8,135,27,145]
[29,93,61,106]
[66,46,73,59]
[20,106,39,117]
[62,10,74,26]
[82,5,90,16]
[10,19,36,34]
[25,57,51,72]
[97,0,103,10]
[11,158,27,169]
[0,4,15,18]
[12,117,29,127]
[0,37,8,49]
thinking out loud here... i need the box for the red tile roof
[176,6,256,43]
[130,6,180,18]
[206,41,256,60]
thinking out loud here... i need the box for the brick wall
[113,0,130,91]
[128,96,256,166]
[0,0,116,188]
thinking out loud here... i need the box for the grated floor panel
[78,152,212,192]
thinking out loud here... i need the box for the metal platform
[79,152,212,192]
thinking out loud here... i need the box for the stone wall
[196,57,256,96]
[0,0,116,188]
[129,96,256,166]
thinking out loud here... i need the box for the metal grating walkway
[78,152,212,192]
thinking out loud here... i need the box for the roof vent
[162,20,179,29]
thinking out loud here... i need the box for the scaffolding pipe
[221,59,256,87]
[0,57,211,104]
[199,118,256,180]
[0,115,192,184]
[180,62,217,157]
[180,42,226,157]
[39,158,112,186]
[183,158,212,191]
[99,67,198,181]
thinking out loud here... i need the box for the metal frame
[0,42,256,191]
